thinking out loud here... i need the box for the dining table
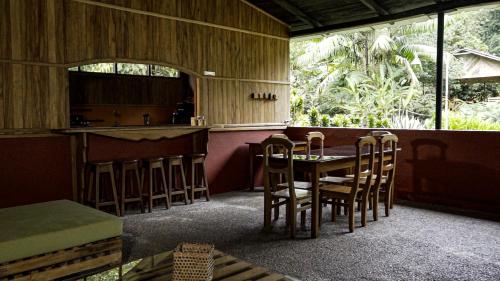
[264,145,400,238]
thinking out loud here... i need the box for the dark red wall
[0,136,73,208]
[285,127,500,214]
[1,128,499,215]
[206,130,283,194]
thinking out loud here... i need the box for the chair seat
[272,188,312,200]
[319,184,352,194]
[345,174,387,184]
[320,176,354,185]
[277,181,312,190]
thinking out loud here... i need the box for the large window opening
[290,5,500,131]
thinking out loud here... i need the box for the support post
[435,12,444,130]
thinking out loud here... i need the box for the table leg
[249,145,255,191]
[311,165,320,238]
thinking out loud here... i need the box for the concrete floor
[122,191,500,281]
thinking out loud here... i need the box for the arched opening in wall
[68,62,199,127]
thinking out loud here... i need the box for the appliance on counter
[70,114,90,127]
[171,100,194,124]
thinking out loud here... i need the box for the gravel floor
[122,191,500,281]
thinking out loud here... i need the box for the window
[117,63,149,75]
[79,63,115,73]
[442,7,500,130]
[70,63,181,78]
[290,18,437,129]
[151,65,180,78]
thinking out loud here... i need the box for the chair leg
[202,161,210,201]
[180,161,189,205]
[109,169,120,217]
[300,209,306,228]
[385,190,390,217]
[161,167,170,209]
[318,198,323,226]
[373,191,379,221]
[273,198,280,221]
[285,202,290,226]
[263,195,272,232]
[135,168,144,213]
[361,197,368,227]
[168,162,173,205]
[289,204,297,238]
[331,199,336,222]
[87,171,94,204]
[348,204,355,233]
[390,183,395,209]
[95,171,100,210]
[121,168,126,216]
[148,167,153,213]
[190,162,196,204]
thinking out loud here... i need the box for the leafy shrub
[308,108,320,126]
[320,114,330,127]
[331,114,351,127]
[448,112,500,130]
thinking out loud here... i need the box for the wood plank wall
[0,0,290,129]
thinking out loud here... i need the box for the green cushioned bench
[0,200,123,280]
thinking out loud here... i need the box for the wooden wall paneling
[2,0,290,128]
[0,64,6,128]
[0,0,12,60]
[64,0,87,64]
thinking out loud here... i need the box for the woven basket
[173,243,215,281]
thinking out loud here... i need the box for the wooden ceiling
[247,0,500,37]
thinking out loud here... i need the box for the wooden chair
[142,158,170,212]
[117,159,144,215]
[319,136,376,232]
[306,131,325,159]
[262,137,312,238]
[347,131,398,217]
[371,133,398,218]
[164,155,189,205]
[86,161,120,216]
[187,153,210,203]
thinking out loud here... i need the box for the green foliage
[448,112,500,130]
[308,108,320,126]
[320,114,330,127]
[331,114,351,127]
[289,7,500,131]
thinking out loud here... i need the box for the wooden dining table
[265,145,399,238]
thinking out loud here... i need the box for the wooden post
[435,11,444,130]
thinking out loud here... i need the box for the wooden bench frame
[0,237,122,281]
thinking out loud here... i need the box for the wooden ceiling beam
[292,0,500,37]
[272,0,323,28]
[359,0,389,16]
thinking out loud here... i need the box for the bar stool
[86,161,120,216]
[164,155,189,205]
[117,159,144,215]
[142,157,170,212]
[188,153,210,203]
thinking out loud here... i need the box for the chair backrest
[261,137,297,200]
[351,136,377,199]
[374,134,398,191]
[270,133,289,139]
[368,130,392,137]
[306,131,325,159]
[269,134,289,155]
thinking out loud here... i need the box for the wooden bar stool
[187,153,210,203]
[118,159,144,215]
[142,157,170,212]
[164,155,189,205]
[86,161,120,216]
